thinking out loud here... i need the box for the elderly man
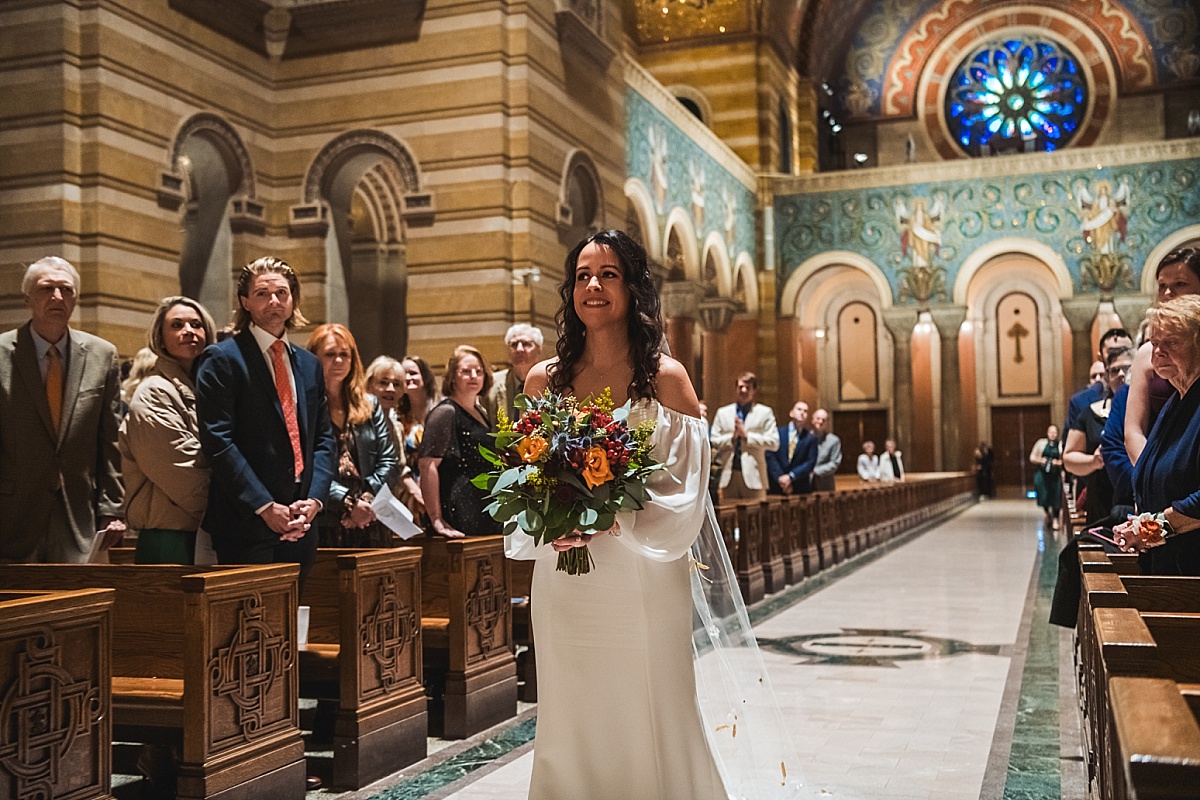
[0,257,125,562]
[880,438,906,482]
[767,401,817,495]
[810,408,842,492]
[711,372,779,502]
[195,257,336,591]
[488,323,543,424]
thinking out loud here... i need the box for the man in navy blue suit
[767,401,817,495]
[196,257,335,588]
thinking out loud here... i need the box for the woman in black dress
[419,345,502,538]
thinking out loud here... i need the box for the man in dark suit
[196,257,335,587]
[767,401,817,496]
[0,257,125,562]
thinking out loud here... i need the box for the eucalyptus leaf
[495,468,522,493]
[579,507,598,527]
[517,508,544,532]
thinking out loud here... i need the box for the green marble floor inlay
[1002,531,1060,800]
[367,717,537,800]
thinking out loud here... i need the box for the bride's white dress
[508,400,726,800]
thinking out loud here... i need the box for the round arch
[701,231,733,298]
[954,238,1074,304]
[304,129,421,203]
[667,85,713,126]
[560,148,605,237]
[624,178,661,258]
[733,252,759,317]
[1141,224,1200,294]
[169,112,255,197]
[779,250,894,318]
[663,207,700,282]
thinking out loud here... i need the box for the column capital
[881,307,919,342]
[697,296,739,334]
[1112,293,1152,333]
[1060,297,1100,332]
[927,305,968,341]
[660,280,704,320]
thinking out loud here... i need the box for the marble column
[882,307,919,455]
[698,296,738,407]
[929,305,968,472]
[660,281,703,379]
[1060,297,1100,392]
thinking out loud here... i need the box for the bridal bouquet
[473,388,662,575]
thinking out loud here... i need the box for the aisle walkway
[326,500,1077,800]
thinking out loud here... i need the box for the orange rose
[1138,515,1165,545]
[582,445,615,489]
[516,435,549,463]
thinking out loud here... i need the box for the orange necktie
[270,340,304,479]
[46,344,63,434]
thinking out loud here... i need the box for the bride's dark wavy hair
[549,229,663,401]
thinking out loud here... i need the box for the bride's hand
[550,527,617,551]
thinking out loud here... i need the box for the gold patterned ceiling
[633,0,755,43]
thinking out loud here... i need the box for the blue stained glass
[945,34,1088,157]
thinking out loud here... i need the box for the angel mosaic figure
[648,125,667,214]
[1079,178,1130,255]
[895,197,944,268]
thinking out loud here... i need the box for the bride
[509,230,802,799]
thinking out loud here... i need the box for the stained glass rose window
[946,36,1087,157]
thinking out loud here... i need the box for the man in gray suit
[810,408,842,492]
[0,257,124,562]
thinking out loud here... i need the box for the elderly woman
[419,345,502,538]
[118,296,216,563]
[1064,346,1134,524]
[1115,295,1200,575]
[306,324,398,548]
[366,355,424,515]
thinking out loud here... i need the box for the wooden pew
[300,548,426,789]
[0,588,116,800]
[1107,676,1200,799]
[509,559,536,702]
[734,502,765,605]
[411,536,516,739]
[0,564,305,800]
[782,494,812,583]
[760,498,787,594]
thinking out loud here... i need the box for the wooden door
[989,405,1051,496]
[831,409,890,473]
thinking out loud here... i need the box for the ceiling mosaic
[835,0,1198,120]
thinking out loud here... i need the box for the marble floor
[283,500,1083,800]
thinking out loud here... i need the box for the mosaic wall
[626,87,757,275]
[774,155,1200,305]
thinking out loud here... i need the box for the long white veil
[689,495,858,799]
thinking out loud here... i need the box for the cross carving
[1007,321,1030,363]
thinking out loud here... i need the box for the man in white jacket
[711,372,779,502]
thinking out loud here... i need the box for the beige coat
[119,356,210,531]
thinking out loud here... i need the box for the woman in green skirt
[1029,424,1064,530]
[118,296,216,563]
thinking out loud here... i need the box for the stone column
[660,281,703,379]
[1060,297,1099,392]
[929,305,968,472]
[882,308,918,454]
[698,297,738,407]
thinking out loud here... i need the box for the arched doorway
[304,131,420,361]
[169,114,257,327]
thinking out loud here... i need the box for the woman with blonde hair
[419,345,501,538]
[1114,294,1200,575]
[306,324,398,547]
[366,355,424,515]
[118,296,216,563]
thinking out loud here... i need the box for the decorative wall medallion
[208,595,293,739]
[0,630,102,800]
[465,560,506,655]
[757,628,1003,667]
[360,573,418,690]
